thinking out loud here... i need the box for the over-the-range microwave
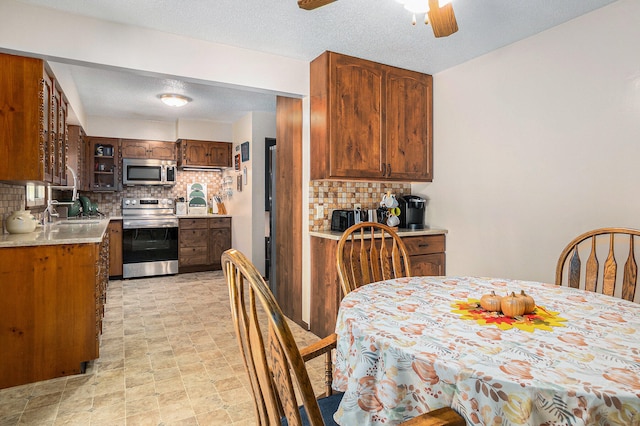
[122,158,177,186]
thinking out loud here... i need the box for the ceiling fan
[297,0,458,38]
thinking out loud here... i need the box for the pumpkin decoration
[517,290,536,314]
[501,292,526,317]
[480,291,503,312]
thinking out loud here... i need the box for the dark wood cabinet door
[120,140,149,158]
[209,218,232,267]
[67,125,86,191]
[42,70,54,182]
[329,54,385,179]
[411,253,446,276]
[183,141,209,166]
[51,83,61,184]
[108,220,123,277]
[122,140,176,160]
[385,68,433,181]
[208,143,232,167]
[58,97,68,186]
[147,141,176,160]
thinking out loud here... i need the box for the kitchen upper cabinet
[87,137,119,191]
[0,53,69,184]
[67,125,86,191]
[310,51,433,182]
[121,139,176,160]
[177,139,232,168]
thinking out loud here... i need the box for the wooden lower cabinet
[179,217,231,272]
[310,232,446,338]
[108,220,123,277]
[0,236,109,389]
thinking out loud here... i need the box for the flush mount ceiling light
[160,94,191,107]
[298,0,458,38]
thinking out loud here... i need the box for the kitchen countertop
[310,227,447,241]
[176,214,232,219]
[0,218,110,248]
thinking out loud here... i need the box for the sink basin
[55,220,102,225]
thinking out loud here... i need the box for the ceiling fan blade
[298,0,337,10]
[427,0,458,38]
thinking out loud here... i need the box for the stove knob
[131,200,137,205]
[166,199,173,205]
[124,199,130,205]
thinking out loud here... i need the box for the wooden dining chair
[555,227,640,302]
[336,222,411,297]
[222,248,464,426]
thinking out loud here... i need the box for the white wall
[176,119,233,142]
[250,112,277,274]
[227,114,254,260]
[414,0,640,284]
[223,112,276,275]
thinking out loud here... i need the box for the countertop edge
[0,218,110,248]
[310,228,448,241]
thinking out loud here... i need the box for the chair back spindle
[223,249,323,425]
[337,222,411,297]
[556,228,640,303]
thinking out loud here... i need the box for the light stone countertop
[176,214,232,219]
[310,227,448,241]
[0,218,110,248]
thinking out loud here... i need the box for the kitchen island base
[0,239,108,389]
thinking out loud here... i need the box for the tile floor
[0,271,324,425]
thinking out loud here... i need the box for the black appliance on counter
[398,195,426,229]
[331,209,365,232]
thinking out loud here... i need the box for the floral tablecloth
[332,276,640,426]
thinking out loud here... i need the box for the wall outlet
[316,205,324,219]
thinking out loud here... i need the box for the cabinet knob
[387,163,392,177]
[381,163,386,177]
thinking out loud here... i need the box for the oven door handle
[123,220,178,229]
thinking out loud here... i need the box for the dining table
[332,276,640,426]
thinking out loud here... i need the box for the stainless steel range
[122,198,179,279]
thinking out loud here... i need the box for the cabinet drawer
[179,218,208,229]
[179,246,208,266]
[180,229,207,246]
[209,217,231,228]
[402,234,445,255]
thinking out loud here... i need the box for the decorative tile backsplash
[83,170,225,217]
[0,183,27,233]
[309,181,411,231]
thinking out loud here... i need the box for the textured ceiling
[20,0,620,124]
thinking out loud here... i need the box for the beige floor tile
[124,410,161,426]
[195,409,233,425]
[0,271,324,426]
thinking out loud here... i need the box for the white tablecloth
[333,276,640,425]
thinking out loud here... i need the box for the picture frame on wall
[241,141,250,162]
[235,154,241,171]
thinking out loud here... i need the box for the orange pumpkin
[501,292,526,317]
[480,291,503,312]
[517,290,536,314]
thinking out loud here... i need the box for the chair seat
[282,393,344,426]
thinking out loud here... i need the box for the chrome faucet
[44,165,79,223]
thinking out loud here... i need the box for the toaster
[331,209,366,232]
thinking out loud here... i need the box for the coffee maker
[398,195,426,229]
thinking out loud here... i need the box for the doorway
[264,137,276,292]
